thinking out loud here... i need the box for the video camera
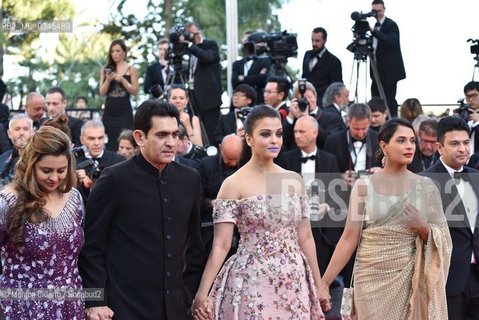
[246,30,298,62]
[453,99,472,122]
[346,10,378,60]
[297,79,308,112]
[168,24,193,63]
[468,39,479,59]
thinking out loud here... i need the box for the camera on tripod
[168,24,193,60]
[297,79,308,112]
[246,30,298,61]
[346,10,378,60]
[468,39,479,59]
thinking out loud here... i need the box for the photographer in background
[213,84,256,145]
[75,120,125,202]
[282,80,344,151]
[370,0,405,118]
[461,81,479,156]
[184,21,222,144]
[144,38,171,97]
[302,27,342,107]
[231,33,271,104]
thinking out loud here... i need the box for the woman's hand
[85,306,114,320]
[403,203,429,241]
[318,280,332,312]
[180,112,192,128]
[192,295,212,320]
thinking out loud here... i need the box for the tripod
[165,54,210,145]
[350,46,391,119]
[472,55,479,81]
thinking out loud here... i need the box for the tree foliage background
[0,0,286,110]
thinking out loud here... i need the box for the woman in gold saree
[320,118,452,319]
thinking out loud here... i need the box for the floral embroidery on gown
[0,189,85,320]
[209,193,324,320]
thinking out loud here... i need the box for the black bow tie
[91,157,102,162]
[351,137,366,144]
[301,155,316,163]
[454,171,470,182]
[245,56,255,62]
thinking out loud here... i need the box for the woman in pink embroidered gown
[192,105,329,320]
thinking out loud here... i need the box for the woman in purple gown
[0,126,85,319]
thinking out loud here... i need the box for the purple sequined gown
[0,189,85,320]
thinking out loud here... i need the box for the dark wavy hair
[105,39,127,72]
[239,105,281,166]
[8,126,76,248]
[376,118,415,163]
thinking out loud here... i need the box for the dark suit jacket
[214,112,236,146]
[323,129,381,173]
[302,49,342,104]
[282,110,344,151]
[276,148,339,174]
[372,17,406,84]
[189,39,222,112]
[67,115,83,147]
[79,154,205,319]
[422,162,479,296]
[321,104,347,131]
[231,56,271,103]
[143,62,167,95]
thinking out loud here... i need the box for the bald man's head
[25,92,46,121]
[294,115,318,152]
[220,134,243,168]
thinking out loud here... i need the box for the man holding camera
[75,119,125,202]
[302,27,342,107]
[370,0,405,118]
[184,21,222,145]
[282,80,344,150]
[463,81,479,157]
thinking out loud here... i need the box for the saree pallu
[353,177,452,320]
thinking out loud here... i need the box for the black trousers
[371,78,399,118]
[447,265,479,320]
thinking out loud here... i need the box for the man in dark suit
[24,92,46,130]
[75,119,125,203]
[231,38,271,104]
[199,134,242,257]
[462,81,479,157]
[80,100,204,320]
[144,38,170,97]
[264,76,290,120]
[408,118,438,173]
[370,0,406,118]
[44,86,83,147]
[213,84,256,145]
[185,21,222,144]
[302,27,342,107]
[283,80,344,150]
[320,82,349,130]
[423,116,479,320]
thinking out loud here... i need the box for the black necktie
[454,171,470,182]
[301,155,316,163]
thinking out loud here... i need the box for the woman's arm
[99,69,113,96]
[320,179,366,287]
[120,66,139,96]
[190,116,204,146]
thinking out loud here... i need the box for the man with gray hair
[324,102,381,185]
[321,82,349,129]
[75,119,125,202]
[0,113,35,188]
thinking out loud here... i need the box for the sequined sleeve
[299,194,311,219]
[212,199,238,224]
[0,192,9,245]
